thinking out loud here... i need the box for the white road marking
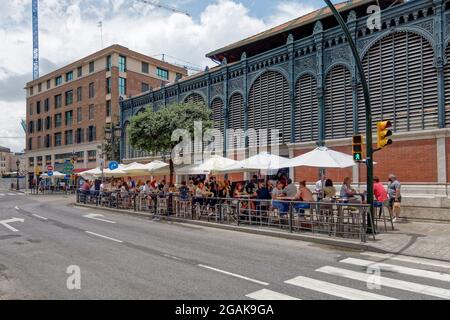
[198,264,269,286]
[285,276,396,300]
[317,266,450,300]
[246,289,300,300]
[163,254,184,261]
[341,258,450,283]
[0,194,5,196]
[8,193,16,196]
[85,231,123,243]
[32,214,48,221]
[0,218,25,233]
[361,252,450,270]
[14,206,19,210]
[83,213,116,224]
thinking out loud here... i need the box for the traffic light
[377,120,393,149]
[352,135,363,162]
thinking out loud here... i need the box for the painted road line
[341,258,450,283]
[246,289,300,300]
[361,252,450,270]
[83,213,116,224]
[317,266,450,299]
[0,194,5,196]
[198,264,269,286]
[8,193,16,196]
[85,231,123,243]
[285,276,396,300]
[0,218,25,233]
[32,214,48,221]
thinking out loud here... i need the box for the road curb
[71,202,388,254]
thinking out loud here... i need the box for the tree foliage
[128,102,213,182]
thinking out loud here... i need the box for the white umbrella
[176,155,238,175]
[51,171,66,178]
[146,160,169,173]
[122,162,149,176]
[79,167,103,179]
[219,152,290,173]
[285,146,355,169]
[102,164,129,177]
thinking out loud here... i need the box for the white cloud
[0,0,318,152]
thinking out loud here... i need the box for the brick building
[0,146,12,176]
[25,45,187,180]
[120,0,450,203]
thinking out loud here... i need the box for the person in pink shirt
[373,177,388,203]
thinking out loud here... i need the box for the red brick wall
[293,146,353,184]
[359,139,437,183]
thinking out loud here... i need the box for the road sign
[47,171,53,177]
[47,165,53,171]
[109,161,119,171]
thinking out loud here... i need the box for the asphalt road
[1,189,449,300]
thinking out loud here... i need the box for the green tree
[128,102,212,184]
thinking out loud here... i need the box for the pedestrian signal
[352,135,363,162]
[377,120,393,149]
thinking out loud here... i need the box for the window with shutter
[211,98,223,131]
[229,92,244,131]
[325,65,353,139]
[295,74,318,142]
[184,93,205,104]
[358,32,438,133]
[443,45,450,126]
[248,71,290,144]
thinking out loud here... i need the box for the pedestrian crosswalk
[245,253,450,300]
[0,192,25,197]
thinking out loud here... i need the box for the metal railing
[75,190,385,242]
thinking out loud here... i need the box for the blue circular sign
[108,161,119,171]
[47,171,54,177]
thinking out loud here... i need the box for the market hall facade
[120,0,450,197]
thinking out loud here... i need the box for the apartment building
[0,146,12,176]
[25,44,187,179]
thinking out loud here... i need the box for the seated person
[323,179,336,199]
[293,180,314,217]
[283,179,298,198]
[178,181,190,201]
[340,177,358,201]
[271,181,289,215]
[233,183,248,211]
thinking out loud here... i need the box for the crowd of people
[79,172,402,222]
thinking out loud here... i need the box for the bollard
[288,203,293,233]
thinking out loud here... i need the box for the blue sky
[0,0,331,151]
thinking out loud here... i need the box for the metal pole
[324,0,375,234]
[16,161,20,191]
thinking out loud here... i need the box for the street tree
[128,102,212,184]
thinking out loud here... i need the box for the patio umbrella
[285,146,355,169]
[79,167,103,180]
[219,152,291,173]
[176,155,239,175]
[284,146,356,199]
[51,171,66,178]
[102,164,129,177]
[122,162,149,176]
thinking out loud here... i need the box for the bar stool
[178,199,192,218]
[157,197,168,216]
[375,201,394,231]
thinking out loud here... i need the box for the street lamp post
[324,0,375,235]
[16,160,20,191]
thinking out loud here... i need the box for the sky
[0,0,328,152]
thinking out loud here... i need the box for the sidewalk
[368,220,450,262]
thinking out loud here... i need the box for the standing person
[387,174,402,222]
[245,175,258,195]
[178,181,190,201]
[315,174,326,193]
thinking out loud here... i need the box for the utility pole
[324,0,375,235]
